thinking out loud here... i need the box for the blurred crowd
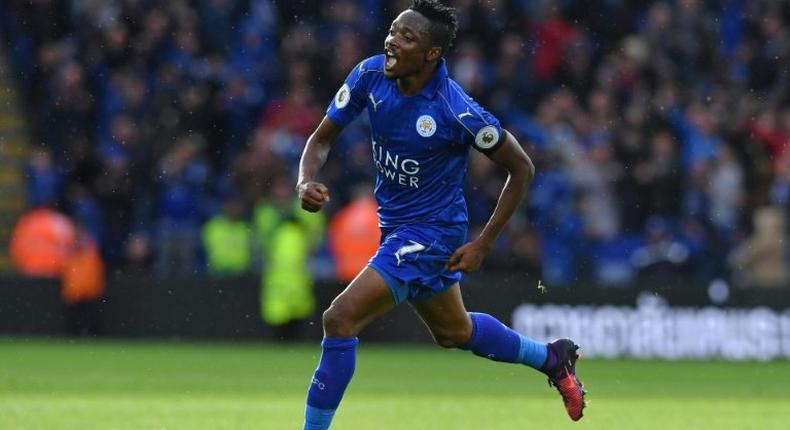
[2,0,789,287]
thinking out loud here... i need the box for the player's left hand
[445,240,491,273]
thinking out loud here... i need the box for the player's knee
[432,326,472,349]
[322,305,358,338]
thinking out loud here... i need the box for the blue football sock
[303,336,358,430]
[460,312,548,370]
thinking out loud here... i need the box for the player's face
[383,10,437,79]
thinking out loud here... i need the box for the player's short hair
[409,0,458,56]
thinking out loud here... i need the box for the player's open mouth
[384,48,398,70]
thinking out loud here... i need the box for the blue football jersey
[326,55,504,228]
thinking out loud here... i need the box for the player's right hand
[296,181,331,212]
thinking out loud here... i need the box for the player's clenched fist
[445,240,490,273]
[296,181,331,212]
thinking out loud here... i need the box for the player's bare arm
[446,130,534,273]
[296,116,343,212]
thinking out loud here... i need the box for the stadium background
[0,1,789,429]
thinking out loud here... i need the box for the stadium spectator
[255,174,324,340]
[94,157,138,265]
[708,145,745,236]
[9,207,75,278]
[61,224,105,335]
[24,149,63,208]
[123,232,155,272]
[630,216,691,281]
[202,197,252,277]
[631,130,683,223]
[64,183,104,245]
[327,185,379,283]
[728,206,790,288]
[154,135,212,275]
[746,107,790,172]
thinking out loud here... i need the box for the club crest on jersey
[416,115,437,137]
[475,125,500,149]
[334,83,351,109]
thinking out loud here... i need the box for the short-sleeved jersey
[326,55,504,228]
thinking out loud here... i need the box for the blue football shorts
[367,223,467,305]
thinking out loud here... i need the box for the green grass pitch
[0,338,787,430]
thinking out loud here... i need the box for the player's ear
[426,46,442,62]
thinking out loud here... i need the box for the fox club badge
[416,114,437,137]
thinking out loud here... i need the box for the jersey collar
[418,58,447,99]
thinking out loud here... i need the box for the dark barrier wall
[0,275,431,342]
[2,274,789,345]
